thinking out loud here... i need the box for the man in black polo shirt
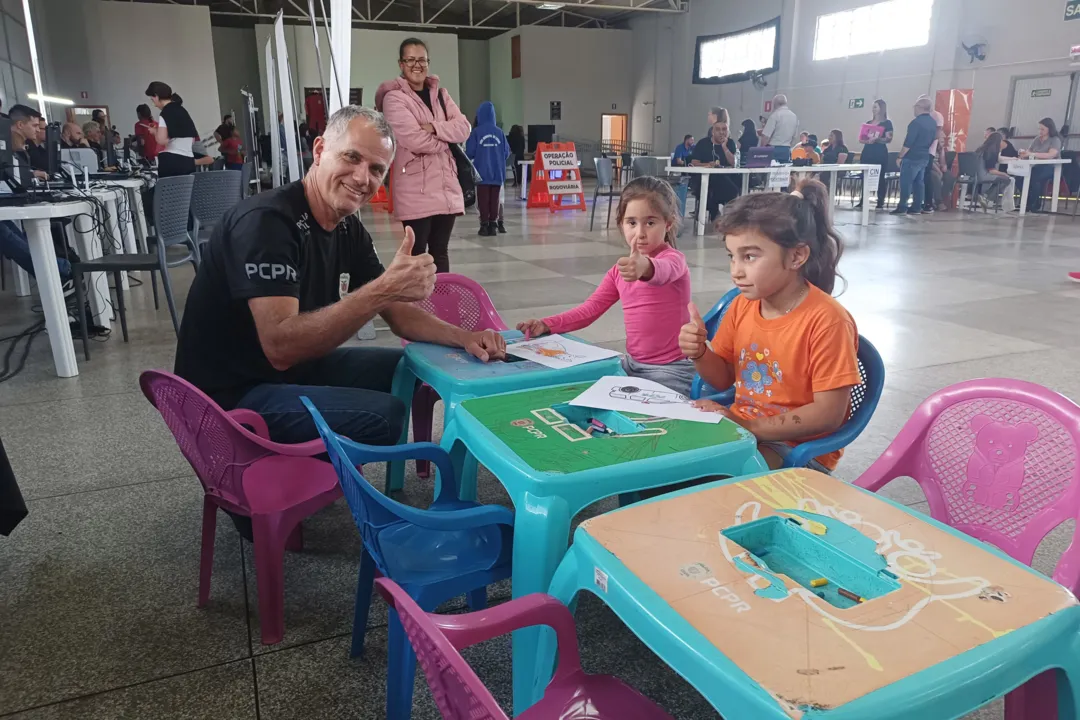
[175,105,505,448]
[689,120,740,222]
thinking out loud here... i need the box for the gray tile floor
[3,188,1078,719]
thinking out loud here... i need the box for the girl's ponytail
[791,178,843,294]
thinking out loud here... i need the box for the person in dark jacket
[892,96,938,215]
[465,101,510,237]
[507,124,526,187]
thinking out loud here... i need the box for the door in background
[602,113,628,153]
[1007,74,1074,142]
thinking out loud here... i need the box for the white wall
[458,38,491,125]
[518,25,633,141]
[633,0,1080,156]
[488,31,522,131]
[35,0,221,136]
[213,26,263,131]
[0,0,36,112]
[254,24,461,121]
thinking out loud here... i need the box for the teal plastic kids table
[440,382,768,713]
[386,330,623,492]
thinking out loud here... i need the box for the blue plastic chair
[689,287,741,403]
[300,397,514,720]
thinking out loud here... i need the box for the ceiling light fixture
[537,3,565,9]
[28,93,74,106]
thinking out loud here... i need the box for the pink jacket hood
[377,74,472,221]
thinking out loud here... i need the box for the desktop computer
[0,115,13,191]
[45,122,61,178]
[103,127,118,169]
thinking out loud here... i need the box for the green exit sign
[1066,0,1080,19]
[1032,88,1052,97]
[848,98,865,109]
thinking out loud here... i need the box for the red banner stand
[528,142,586,213]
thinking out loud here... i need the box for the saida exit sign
[848,98,865,110]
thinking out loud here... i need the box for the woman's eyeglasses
[402,58,430,68]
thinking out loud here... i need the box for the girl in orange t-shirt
[678,178,861,471]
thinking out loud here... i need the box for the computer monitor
[104,126,118,169]
[122,135,132,165]
[45,122,61,177]
[0,116,13,189]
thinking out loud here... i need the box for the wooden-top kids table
[538,468,1080,719]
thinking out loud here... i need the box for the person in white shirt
[918,96,945,211]
[759,94,799,164]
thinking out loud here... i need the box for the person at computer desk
[81,121,108,168]
[24,117,49,171]
[7,105,46,180]
[0,105,76,294]
[60,122,85,149]
[689,120,740,222]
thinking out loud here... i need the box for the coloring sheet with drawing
[570,376,722,424]
[504,334,621,369]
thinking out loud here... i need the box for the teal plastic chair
[301,397,514,720]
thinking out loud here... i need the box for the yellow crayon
[810,578,828,588]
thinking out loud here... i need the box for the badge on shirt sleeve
[339,273,350,299]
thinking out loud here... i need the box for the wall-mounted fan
[750,72,768,91]
[960,35,988,63]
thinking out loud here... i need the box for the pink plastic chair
[411,273,509,478]
[140,370,342,645]
[374,577,674,720]
[855,378,1080,720]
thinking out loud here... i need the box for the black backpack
[438,90,480,208]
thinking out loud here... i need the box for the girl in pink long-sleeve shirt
[517,177,694,393]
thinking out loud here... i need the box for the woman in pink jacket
[376,38,471,273]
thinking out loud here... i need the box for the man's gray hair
[82,120,101,135]
[324,105,396,157]
[773,94,788,107]
[914,96,933,113]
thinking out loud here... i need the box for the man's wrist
[354,277,397,311]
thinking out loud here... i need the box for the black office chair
[590,157,620,231]
[954,152,982,211]
[71,175,196,358]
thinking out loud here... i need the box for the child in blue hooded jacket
[466,101,510,236]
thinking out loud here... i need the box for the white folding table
[0,199,96,377]
[666,164,878,235]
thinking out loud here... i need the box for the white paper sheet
[569,376,722,424]
[505,334,622,369]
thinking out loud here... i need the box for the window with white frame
[813,0,933,61]
[693,18,780,85]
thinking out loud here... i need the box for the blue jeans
[897,153,930,212]
[0,220,70,279]
[235,347,407,447]
[1025,165,1055,212]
